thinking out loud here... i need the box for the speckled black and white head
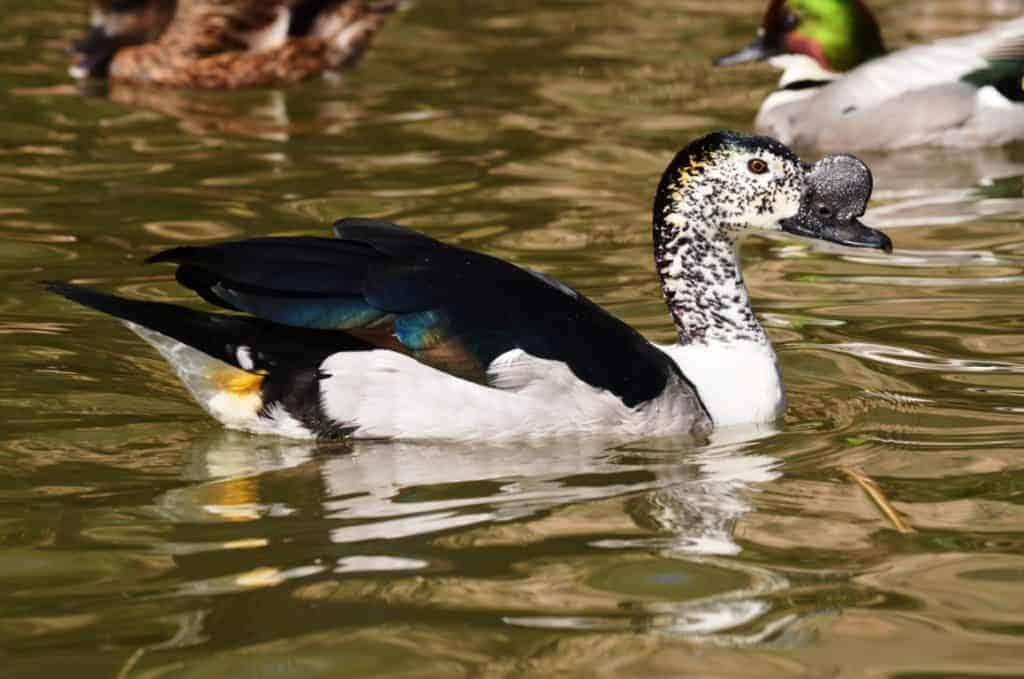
[654,130,806,240]
[653,132,892,347]
[653,131,807,345]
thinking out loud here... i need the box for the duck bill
[714,35,774,66]
[781,215,893,253]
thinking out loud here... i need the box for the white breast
[659,340,785,427]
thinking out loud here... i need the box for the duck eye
[748,159,769,175]
[817,205,832,218]
[782,11,801,32]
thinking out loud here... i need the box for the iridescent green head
[715,0,886,72]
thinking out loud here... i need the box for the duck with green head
[716,0,1024,151]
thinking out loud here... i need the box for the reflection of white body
[161,425,787,638]
[166,424,779,555]
[855,146,1024,235]
[169,425,783,550]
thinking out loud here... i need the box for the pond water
[3,0,1024,676]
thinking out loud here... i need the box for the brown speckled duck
[70,0,398,89]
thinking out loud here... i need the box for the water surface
[3,0,1024,676]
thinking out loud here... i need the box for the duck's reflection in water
[168,426,779,547]
[155,424,789,641]
[623,425,781,557]
[71,79,394,143]
[862,146,1024,230]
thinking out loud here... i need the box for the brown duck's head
[69,0,175,79]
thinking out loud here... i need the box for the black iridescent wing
[149,218,677,406]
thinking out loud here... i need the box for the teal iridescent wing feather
[149,219,678,406]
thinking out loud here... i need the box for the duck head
[653,131,891,253]
[654,131,806,242]
[655,131,806,235]
[715,0,886,72]
[69,0,175,79]
[653,131,890,345]
[781,154,892,252]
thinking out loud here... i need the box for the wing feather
[146,218,678,406]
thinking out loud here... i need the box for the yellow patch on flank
[213,368,266,395]
[205,366,266,427]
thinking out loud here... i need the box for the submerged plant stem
[841,465,915,534]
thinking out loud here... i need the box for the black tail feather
[45,281,372,373]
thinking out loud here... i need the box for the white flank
[123,328,784,441]
[258,402,317,439]
[318,349,710,442]
[659,340,784,427]
[312,9,368,49]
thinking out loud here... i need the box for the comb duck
[49,132,891,441]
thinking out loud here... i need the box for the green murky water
[3,0,1024,675]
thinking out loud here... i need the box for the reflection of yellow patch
[214,368,266,395]
[195,476,261,522]
[236,567,284,588]
[210,476,259,507]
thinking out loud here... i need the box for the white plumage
[319,349,712,441]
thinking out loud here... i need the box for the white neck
[769,54,838,89]
[757,54,840,122]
